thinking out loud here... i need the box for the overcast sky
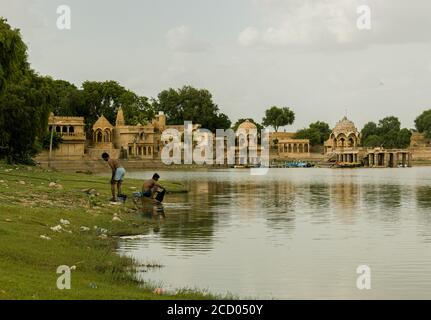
[2,0,431,130]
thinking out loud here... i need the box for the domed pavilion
[324,116,361,154]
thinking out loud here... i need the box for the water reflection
[330,181,360,223]
[416,186,431,209]
[119,168,431,299]
[416,186,431,243]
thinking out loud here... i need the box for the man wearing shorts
[102,152,126,202]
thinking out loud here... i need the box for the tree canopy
[415,109,431,138]
[0,18,28,90]
[361,116,411,148]
[295,121,331,145]
[154,86,231,131]
[0,19,52,163]
[262,106,295,132]
[49,80,155,133]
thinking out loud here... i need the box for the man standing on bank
[102,152,126,202]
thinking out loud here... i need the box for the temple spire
[116,106,125,126]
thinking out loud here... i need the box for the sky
[1,0,431,131]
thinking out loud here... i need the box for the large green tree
[361,116,411,148]
[415,109,431,138]
[154,86,231,131]
[0,71,53,163]
[262,106,295,132]
[0,19,52,163]
[0,18,28,90]
[44,78,86,116]
[295,121,331,145]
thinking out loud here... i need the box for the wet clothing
[114,167,126,181]
[142,190,152,198]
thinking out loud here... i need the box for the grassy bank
[0,162,216,300]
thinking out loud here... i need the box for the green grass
[0,162,219,300]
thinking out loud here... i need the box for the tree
[295,121,331,145]
[0,18,28,90]
[361,122,378,143]
[75,81,154,133]
[154,86,231,131]
[81,80,125,128]
[0,72,53,163]
[42,78,87,119]
[309,121,331,143]
[41,132,63,150]
[0,19,52,163]
[397,128,412,148]
[361,116,411,149]
[262,106,295,132]
[415,109,431,138]
[362,135,382,148]
[121,95,155,126]
[294,121,330,146]
[295,128,321,145]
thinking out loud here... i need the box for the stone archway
[95,130,103,143]
[103,129,111,142]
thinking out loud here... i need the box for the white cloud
[238,0,431,49]
[239,0,360,48]
[165,25,210,53]
[238,27,260,47]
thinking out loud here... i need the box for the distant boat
[334,162,361,168]
[285,161,313,168]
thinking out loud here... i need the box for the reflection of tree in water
[416,186,431,209]
[300,183,331,224]
[155,180,221,253]
[307,183,330,209]
[361,184,402,223]
[230,180,268,219]
[361,183,379,210]
[379,184,402,209]
[415,186,431,243]
[377,184,402,223]
[261,181,296,234]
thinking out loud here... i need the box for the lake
[117,168,431,299]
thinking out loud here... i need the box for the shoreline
[0,162,221,299]
[36,159,431,175]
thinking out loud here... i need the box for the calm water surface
[117,168,431,299]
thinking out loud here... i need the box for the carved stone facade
[39,113,86,161]
[88,108,165,160]
[324,116,360,154]
[324,116,412,167]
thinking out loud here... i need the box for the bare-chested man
[142,173,163,198]
[102,152,126,202]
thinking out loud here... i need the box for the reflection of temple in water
[330,181,360,221]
